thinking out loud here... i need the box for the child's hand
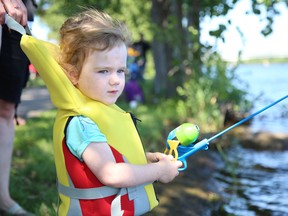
[146,152,167,163]
[157,155,182,183]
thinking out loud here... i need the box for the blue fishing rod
[208,94,288,142]
[165,95,288,170]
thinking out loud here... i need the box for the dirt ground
[146,128,288,216]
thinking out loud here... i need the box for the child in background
[124,77,145,109]
[54,8,182,215]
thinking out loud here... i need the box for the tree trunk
[187,0,202,75]
[151,0,170,96]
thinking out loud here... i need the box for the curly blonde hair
[59,8,131,75]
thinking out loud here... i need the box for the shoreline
[148,127,288,215]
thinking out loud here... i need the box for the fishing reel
[164,123,209,171]
[164,123,200,160]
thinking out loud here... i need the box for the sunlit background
[32,0,288,61]
[201,0,288,61]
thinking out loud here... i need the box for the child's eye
[118,68,127,74]
[98,70,108,74]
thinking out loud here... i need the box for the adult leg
[0,100,16,210]
[0,25,31,214]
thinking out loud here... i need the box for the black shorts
[0,25,29,105]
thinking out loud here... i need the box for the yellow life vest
[20,34,158,215]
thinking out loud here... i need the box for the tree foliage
[35,0,286,127]
[149,0,285,94]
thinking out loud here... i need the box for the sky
[201,0,288,61]
[31,0,288,61]
[30,16,50,41]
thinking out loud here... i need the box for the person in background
[0,0,36,215]
[124,76,145,109]
[28,63,38,80]
[124,45,145,108]
[132,33,150,79]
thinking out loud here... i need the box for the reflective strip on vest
[58,180,150,201]
[58,181,120,199]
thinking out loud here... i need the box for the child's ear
[67,70,79,85]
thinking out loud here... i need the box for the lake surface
[216,63,288,216]
[234,63,288,133]
[215,146,288,216]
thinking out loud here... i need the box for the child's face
[71,43,127,105]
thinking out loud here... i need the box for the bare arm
[0,0,27,25]
[82,142,182,188]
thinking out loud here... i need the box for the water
[215,147,288,216]
[234,63,288,133]
[216,63,288,216]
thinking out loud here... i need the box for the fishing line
[208,94,288,142]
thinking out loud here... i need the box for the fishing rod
[164,94,288,170]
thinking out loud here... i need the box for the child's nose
[109,73,121,85]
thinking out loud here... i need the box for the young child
[53,9,182,215]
